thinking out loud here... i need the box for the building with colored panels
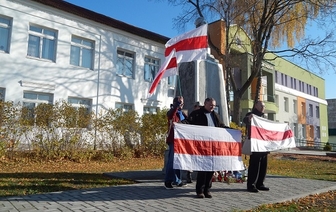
[208,20,329,145]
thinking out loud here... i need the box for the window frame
[143,106,159,114]
[116,49,135,78]
[27,24,57,61]
[0,15,12,53]
[70,35,95,70]
[144,56,160,82]
[115,102,134,112]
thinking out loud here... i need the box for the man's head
[173,96,184,109]
[204,97,216,112]
[193,101,201,110]
[254,100,265,113]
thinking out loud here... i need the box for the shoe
[164,182,173,189]
[196,193,205,198]
[257,186,269,191]
[204,192,212,198]
[176,182,187,187]
[186,172,193,183]
[247,187,259,193]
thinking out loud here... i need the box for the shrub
[323,142,332,151]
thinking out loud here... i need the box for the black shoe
[164,182,173,189]
[247,187,259,193]
[204,192,212,198]
[176,182,187,187]
[186,179,193,183]
[196,193,205,198]
[257,186,269,191]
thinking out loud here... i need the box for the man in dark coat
[243,100,270,193]
[188,97,229,198]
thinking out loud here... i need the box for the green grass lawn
[0,153,335,211]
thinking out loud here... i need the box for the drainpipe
[94,34,102,150]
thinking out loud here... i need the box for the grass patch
[0,153,335,211]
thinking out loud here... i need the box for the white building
[0,0,176,116]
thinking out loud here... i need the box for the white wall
[0,0,173,116]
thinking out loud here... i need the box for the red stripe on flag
[251,126,294,141]
[148,56,177,95]
[174,138,241,156]
[165,36,208,57]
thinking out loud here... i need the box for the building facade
[0,0,175,117]
[327,99,336,145]
[208,20,329,145]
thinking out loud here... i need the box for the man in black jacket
[243,100,270,193]
[188,97,228,198]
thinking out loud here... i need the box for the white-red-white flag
[148,49,177,95]
[173,123,245,171]
[250,116,296,152]
[148,24,208,95]
[165,24,208,63]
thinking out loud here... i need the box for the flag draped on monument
[250,115,296,152]
[148,24,208,95]
[173,123,245,171]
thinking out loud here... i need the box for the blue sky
[66,0,335,99]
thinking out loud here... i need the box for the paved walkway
[0,150,335,212]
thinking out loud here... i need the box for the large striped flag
[148,24,208,95]
[165,23,208,63]
[250,115,296,152]
[173,123,245,171]
[148,50,177,95]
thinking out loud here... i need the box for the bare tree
[159,0,336,124]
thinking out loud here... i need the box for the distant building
[208,20,329,145]
[327,99,336,145]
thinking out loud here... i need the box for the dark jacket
[166,103,188,144]
[243,108,264,139]
[243,108,269,154]
[188,106,227,127]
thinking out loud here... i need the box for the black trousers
[247,153,268,188]
[196,171,213,194]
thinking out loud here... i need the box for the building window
[281,73,284,85]
[144,57,160,82]
[284,97,289,112]
[293,123,298,137]
[293,100,297,114]
[115,103,133,112]
[301,124,306,139]
[274,71,278,83]
[315,87,318,97]
[27,25,57,61]
[70,36,94,69]
[143,106,159,114]
[316,126,320,139]
[316,106,320,118]
[284,75,287,86]
[308,104,313,117]
[68,97,92,128]
[299,80,301,91]
[301,81,304,92]
[0,88,5,101]
[116,49,134,78]
[168,76,176,86]
[22,92,53,126]
[301,102,306,117]
[293,79,296,90]
[0,16,11,53]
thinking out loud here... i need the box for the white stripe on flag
[148,50,177,95]
[173,123,245,171]
[250,116,296,152]
[165,24,208,63]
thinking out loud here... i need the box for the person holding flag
[243,101,270,193]
[188,97,230,198]
[164,96,188,189]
